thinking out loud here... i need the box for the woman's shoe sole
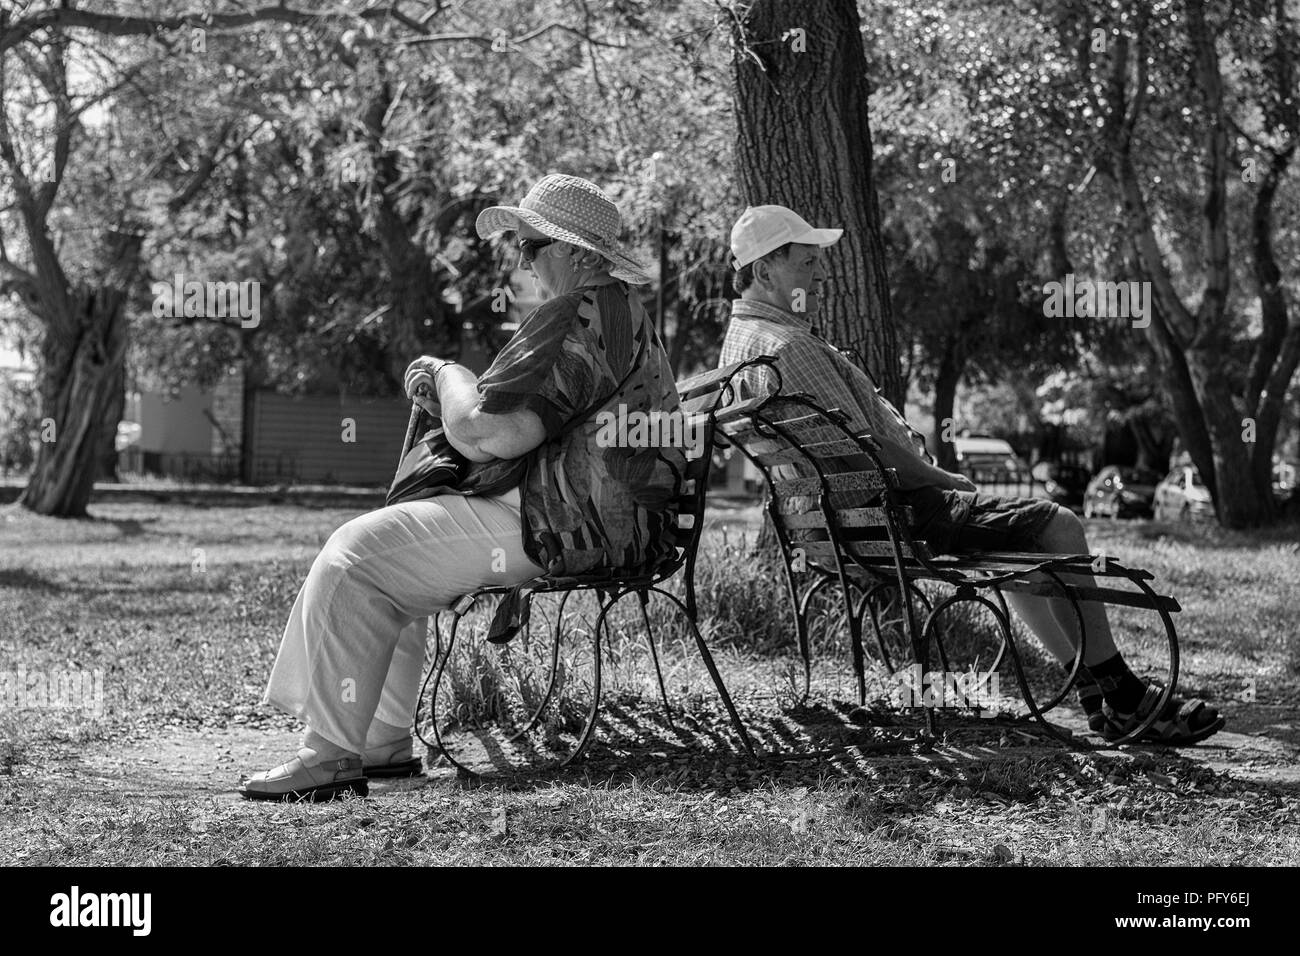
[239,778,369,802]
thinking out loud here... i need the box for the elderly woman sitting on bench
[240,174,685,800]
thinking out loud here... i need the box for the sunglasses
[517,236,556,263]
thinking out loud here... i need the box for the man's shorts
[899,486,1061,556]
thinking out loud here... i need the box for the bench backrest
[654,359,779,608]
[715,391,935,569]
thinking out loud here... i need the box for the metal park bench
[713,367,1179,747]
[411,360,769,773]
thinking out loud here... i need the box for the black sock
[1085,653,1147,713]
[1068,659,1104,715]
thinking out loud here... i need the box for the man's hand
[951,472,977,493]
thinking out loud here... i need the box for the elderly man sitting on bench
[717,204,1224,746]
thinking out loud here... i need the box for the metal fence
[116,449,303,485]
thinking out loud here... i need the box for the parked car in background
[955,436,1031,495]
[1083,465,1160,519]
[1153,465,1215,521]
[1274,459,1299,504]
[1031,461,1091,510]
[955,436,1026,479]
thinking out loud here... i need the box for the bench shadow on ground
[0,567,65,593]
[409,695,1286,805]
[91,515,162,537]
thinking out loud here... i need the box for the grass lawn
[1,499,1298,866]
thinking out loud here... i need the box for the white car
[954,436,1026,480]
[1153,466,1215,521]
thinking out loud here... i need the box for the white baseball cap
[729,205,843,269]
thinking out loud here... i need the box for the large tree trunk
[1088,5,1296,528]
[238,324,268,485]
[361,78,457,382]
[1188,349,1270,526]
[1128,416,1168,474]
[932,339,960,472]
[95,361,125,482]
[20,227,144,516]
[730,0,903,406]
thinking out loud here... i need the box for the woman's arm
[436,364,547,463]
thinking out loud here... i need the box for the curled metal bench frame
[714,371,1179,749]
[409,359,773,774]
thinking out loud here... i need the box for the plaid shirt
[718,298,935,476]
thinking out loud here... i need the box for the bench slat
[741,410,859,445]
[779,506,914,529]
[744,438,866,468]
[760,401,853,430]
[678,360,759,402]
[927,553,1156,580]
[800,539,932,562]
[772,471,897,496]
[719,416,858,454]
[941,577,1180,613]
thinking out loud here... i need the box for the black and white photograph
[0,0,1295,910]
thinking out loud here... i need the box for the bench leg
[505,589,571,744]
[844,581,868,706]
[415,608,480,777]
[787,564,817,702]
[651,586,756,758]
[637,589,676,730]
[561,593,610,767]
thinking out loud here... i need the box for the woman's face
[517,222,572,297]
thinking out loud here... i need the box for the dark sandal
[1077,684,1107,734]
[1099,682,1226,746]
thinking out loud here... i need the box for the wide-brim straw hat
[475,173,651,285]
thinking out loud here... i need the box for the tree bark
[932,338,960,472]
[96,360,125,482]
[19,227,144,516]
[1095,9,1280,528]
[361,76,458,382]
[729,0,903,406]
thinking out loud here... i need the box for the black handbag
[385,409,470,507]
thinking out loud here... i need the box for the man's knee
[1042,506,1086,549]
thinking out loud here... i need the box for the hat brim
[475,205,651,285]
[792,226,844,248]
[733,225,845,269]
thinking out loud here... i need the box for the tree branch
[0,2,426,56]
[396,20,625,48]
[167,119,239,214]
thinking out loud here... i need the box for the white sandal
[239,754,368,802]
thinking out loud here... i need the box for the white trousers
[263,488,544,754]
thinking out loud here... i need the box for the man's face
[756,243,828,318]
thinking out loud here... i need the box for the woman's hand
[404,356,450,417]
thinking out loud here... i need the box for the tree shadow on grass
[0,567,64,593]
[91,515,161,537]
[1124,519,1300,553]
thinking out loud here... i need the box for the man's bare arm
[856,431,976,492]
